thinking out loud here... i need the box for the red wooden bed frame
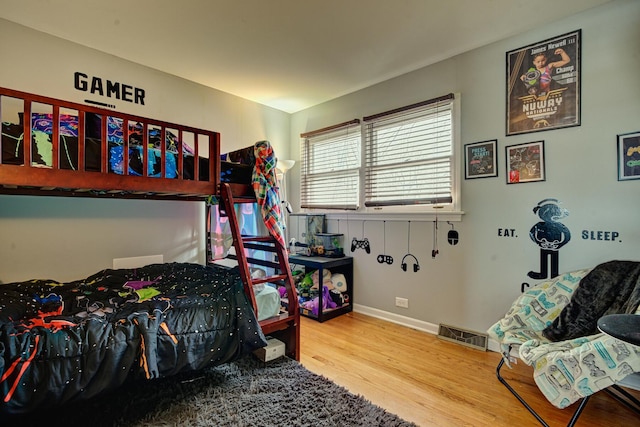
[0,86,299,360]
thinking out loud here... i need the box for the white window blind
[363,94,454,207]
[300,120,361,210]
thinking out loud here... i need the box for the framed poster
[617,131,640,181]
[506,30,581,136]
[506,141,545,184]
[464,139,498,179]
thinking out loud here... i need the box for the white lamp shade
[277,159,295,173]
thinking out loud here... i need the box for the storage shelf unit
[289,255,353,322]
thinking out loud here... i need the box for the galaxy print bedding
[1,113,257,185]
[0,262,267,415]
[0,112,212,180]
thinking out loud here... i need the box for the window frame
[299,94,462,216]
[300,119,361,210]
[362,94,461,214]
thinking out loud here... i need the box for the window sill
[312,210,465,223]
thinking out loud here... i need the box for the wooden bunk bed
[0,86,299,414]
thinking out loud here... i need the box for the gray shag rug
[7,356,417,427]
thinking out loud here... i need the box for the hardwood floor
[299,312,640,427]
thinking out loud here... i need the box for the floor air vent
[437,324,488,351]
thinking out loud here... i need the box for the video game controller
[351,237,371,253]
[351,237,359,252]
[377,254,393,265]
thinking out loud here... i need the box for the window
[299,94,460,214]
[363,94,456,210]
[300,120,361,210]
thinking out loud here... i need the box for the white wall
[290,0,640,332]
[0,19,291,282]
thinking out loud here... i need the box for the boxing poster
[506,30,581,136]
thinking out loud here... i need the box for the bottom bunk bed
[0,262,266,415]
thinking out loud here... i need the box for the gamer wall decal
[74,71,146,109]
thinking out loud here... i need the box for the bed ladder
[216,182,300,360]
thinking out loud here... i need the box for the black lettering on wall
[73,71,146,107]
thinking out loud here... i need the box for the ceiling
[1,0,611,113]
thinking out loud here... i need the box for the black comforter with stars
[0,262,267,415]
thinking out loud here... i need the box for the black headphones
[401,253,420,272]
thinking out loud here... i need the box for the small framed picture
[464,139,498,179]
[618,131,640,181]
[505,140,545,184]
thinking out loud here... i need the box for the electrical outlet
[395,297,409,308]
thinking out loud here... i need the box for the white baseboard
[486,339,502,353]
[353,304,439,335]
[353,303,502,353]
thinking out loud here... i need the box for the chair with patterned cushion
[488,261,640,426]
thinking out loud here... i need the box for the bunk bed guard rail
[0,86,220,200]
